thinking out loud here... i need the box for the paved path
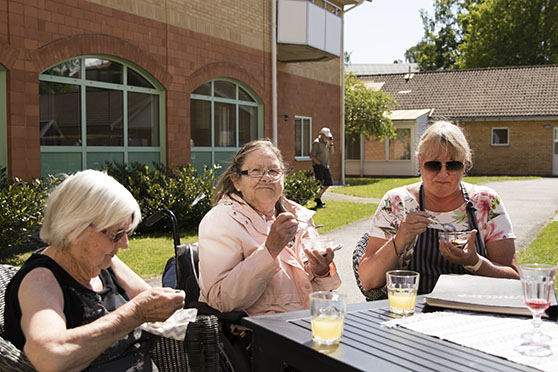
[322,177,558,305]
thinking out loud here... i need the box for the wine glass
[515,263,557,357]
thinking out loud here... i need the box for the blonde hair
[417,121,473,170]
[40,169,141,250]
[212,139,286,205]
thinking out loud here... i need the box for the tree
[404,2,465,70]
[405,0,558,70]
[344,73,396,141]
[343,51,352,69]
[459,0,558,68]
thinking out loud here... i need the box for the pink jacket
[198,194,341,316]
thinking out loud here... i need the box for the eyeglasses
[239,168,283,181]
[423,160,464,173]
[91,225,134,243]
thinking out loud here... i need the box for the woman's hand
[304,248,333,277]
[439,229,479,266]
[397,211,431,247]
[130,287,185,323]
[265,212,299,257]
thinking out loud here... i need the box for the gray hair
[212,139,286,205]
[40,169,141,250]
[417,121,473,170]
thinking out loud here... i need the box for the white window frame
[294,115,312,161]
[491,127,509,146]
[383,125,412,161]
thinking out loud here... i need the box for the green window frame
[39,56,165,178]
[0,66,7,171]
[190,79,263,173]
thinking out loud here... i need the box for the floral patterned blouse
[369,182,516,248]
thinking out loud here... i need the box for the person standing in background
[310,127,334,208]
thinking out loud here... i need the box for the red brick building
[0,0,366,180]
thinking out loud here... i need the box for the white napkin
[140,308,198,341]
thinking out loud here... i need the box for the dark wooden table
[242,298,538,372]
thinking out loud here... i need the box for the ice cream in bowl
[438,230,471,249]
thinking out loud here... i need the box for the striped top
[369,183,515,294]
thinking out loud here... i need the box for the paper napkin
[140,308,198,341]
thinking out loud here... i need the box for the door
[554,127,558,175]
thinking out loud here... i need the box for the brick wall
[0,0,343,180]
[87,0,341,87]
[461,120,556,176]
[277,71,342,181]
[87,0,270,52]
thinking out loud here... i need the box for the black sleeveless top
[3,249,155,371]
[408,183,488,294]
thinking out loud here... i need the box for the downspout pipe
[341,13,346,185]
[272,0,278,146]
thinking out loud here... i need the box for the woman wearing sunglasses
[359,121,520,296]
[197,140,341,316]
[3,170,185,371]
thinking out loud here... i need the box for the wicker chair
[352,233,388,301]
[0,264,219,372]
[0,264,35,372]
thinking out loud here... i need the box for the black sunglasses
[424,160,464,173]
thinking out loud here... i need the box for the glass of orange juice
[309,291,346,346]
[386,270,420,316]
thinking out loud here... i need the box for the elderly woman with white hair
[359,121,520,296]
[3,170,185,372]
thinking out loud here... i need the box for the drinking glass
[515,263,557,357]
[386,270,420,316]
[309,291,346,346]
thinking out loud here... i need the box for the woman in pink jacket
[198,140,341,316]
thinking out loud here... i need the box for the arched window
[0,65,6,171]
[190,79,262,172]
[39,56,164,177]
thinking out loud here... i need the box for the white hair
[40,169,141,250]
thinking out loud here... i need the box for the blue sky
[344,0,434,64]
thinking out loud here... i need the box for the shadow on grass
[0,226,199,268]
[0,241,45,267]
[344,177,382,186]
[345,177,417,186]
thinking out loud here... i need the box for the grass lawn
[334,176,539,199]
[517,221,558,291]
[5,176,554,285]
[119,199,377,277]
[2,199,377,278]
[311,200,377,234]
[120,234,198,279]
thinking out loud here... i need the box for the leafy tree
[344,51,352,69]
[405,2,465,70]
[459,0,558,68]
[344,73,396,141]
[405,0,558,70]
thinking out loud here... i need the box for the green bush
[103,162,215,233]
[0,168,58,254]
[284,170,321,206]
[0,163,319,258]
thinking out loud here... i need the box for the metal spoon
[427,215,455,232]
